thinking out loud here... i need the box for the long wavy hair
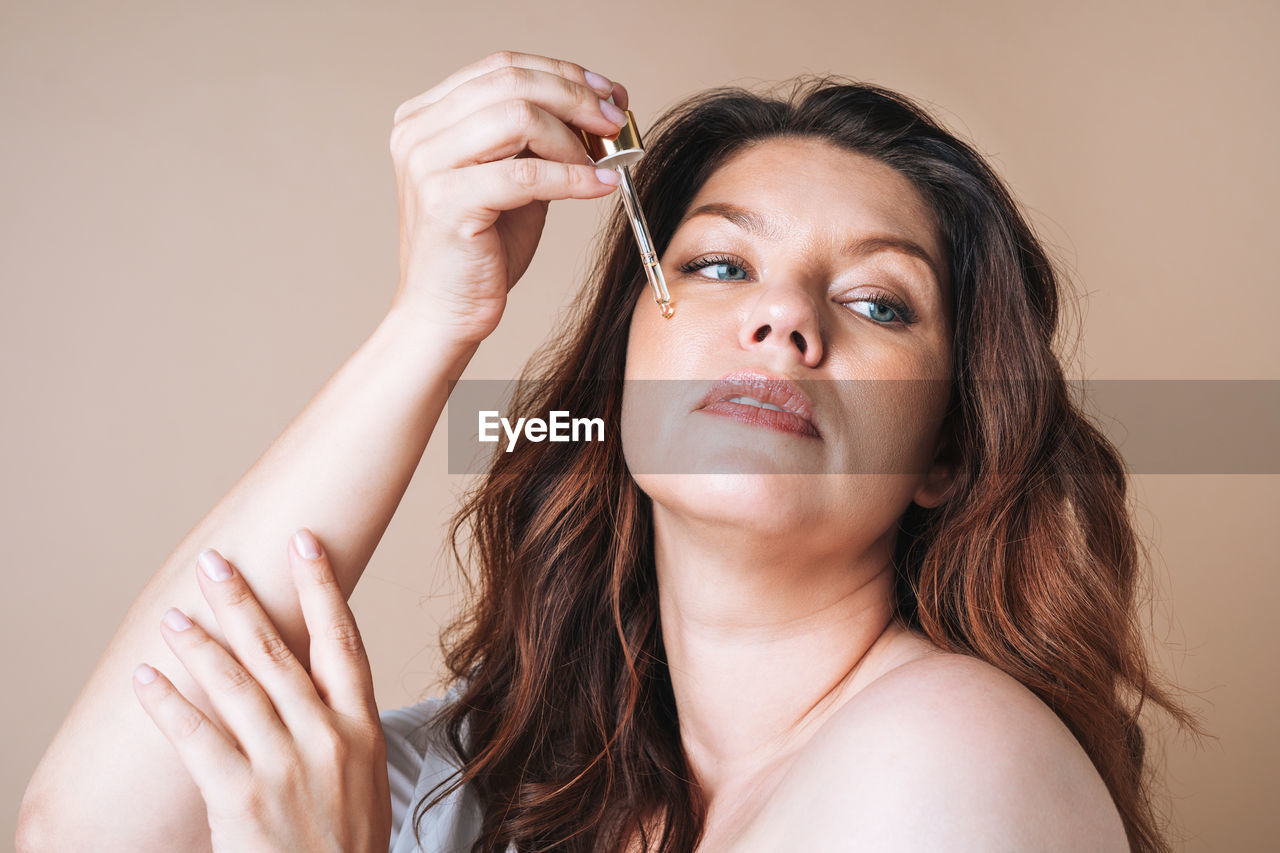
[408,75,1204,853]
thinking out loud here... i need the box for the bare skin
[686,623,943,851]
[621,139,1128,851]
[18,49,1128,852]
[16,50,627,852]
[623,136,957,819]
[687,641,1130,852]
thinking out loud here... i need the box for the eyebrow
[676,202,944,286]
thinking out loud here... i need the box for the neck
[651,503,908,810]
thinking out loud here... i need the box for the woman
[18,51,1200,853]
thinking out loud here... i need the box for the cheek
[621,298,683,479]
[625,301,683,381]
[626,262,737,382]
[835,378,950,474]
[619,376,663,479]
[623,309,646,380]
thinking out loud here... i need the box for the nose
[737,283,824,368]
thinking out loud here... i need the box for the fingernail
[134,663,158,684]
[584,70,613,96]
[595,168,620,185]
[600,98,626,126]
[163,607,193,631]
[293,529,321,560]
[198,548,233,582]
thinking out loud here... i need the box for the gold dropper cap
[578,104,673,319]
[578,111,644,168]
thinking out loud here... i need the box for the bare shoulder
[751,650,1130,852]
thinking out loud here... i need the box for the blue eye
[676,254,919,326]
[677,254,749,282]
[845,293,917,325]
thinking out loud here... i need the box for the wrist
[372,309,481,384]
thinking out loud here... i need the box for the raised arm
[16,314,476,852]
[17,48,627,853]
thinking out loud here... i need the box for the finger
[611,81,630,111]
[428,66,624,138]
[289,529,378,721]
[158,605,293,759]
[422,98,601,171]
[193,549,328,731]
[393,49,616,123]
[392,66,626,161]
[132,662,251,800]
[431,157,620,235]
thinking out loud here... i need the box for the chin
[634,470,823,535]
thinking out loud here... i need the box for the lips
[695,370,821,438]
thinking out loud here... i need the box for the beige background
[3,0,1277,849]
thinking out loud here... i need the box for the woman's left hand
[132,529,391,853]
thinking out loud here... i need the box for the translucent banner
[446,379,1280,476]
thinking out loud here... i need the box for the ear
[912,429,958,509]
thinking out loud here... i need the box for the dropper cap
[578,99,673,319]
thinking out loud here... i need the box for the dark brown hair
[409,76,1205,852]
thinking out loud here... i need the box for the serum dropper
[578,95,674,319]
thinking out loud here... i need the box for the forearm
[18,309,477,852]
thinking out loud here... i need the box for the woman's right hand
[387,50,630,348]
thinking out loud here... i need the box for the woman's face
[621,137,956,546]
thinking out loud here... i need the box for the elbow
[16,785,215,853]
[16,787,79,853]
[15,794,51,853]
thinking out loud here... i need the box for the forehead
[677,137,945,272]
